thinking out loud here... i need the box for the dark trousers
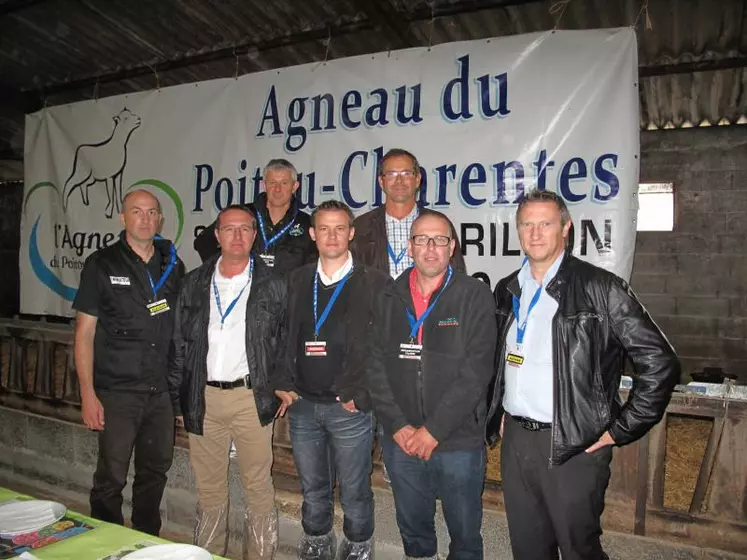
[289,398,375,542]
[90,390,175,536]
[501,415,612,560]
[381,435,485,560]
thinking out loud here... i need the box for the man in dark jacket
[169,204,286,559]
[367,209,496,560]
[274,200,390,560]
[193,158,317,274]
[486,189,680,560]
[73,189,184,536]
[350,148,465,277]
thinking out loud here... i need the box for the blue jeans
[381,435,485,560]
[289,398,374,542]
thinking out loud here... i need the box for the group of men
[73,150,681,560]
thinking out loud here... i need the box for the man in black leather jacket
[169,204,286,559]
[486,189,680,560]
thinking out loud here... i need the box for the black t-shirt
[72,236,182,393]
[75,248,163,316]
[295,272,351,402]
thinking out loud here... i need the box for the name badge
[110,276,130,286]
[260,254,275,268]
[147,299,170,316]
[399,343,422,360]
[506,352,524,368]
[305,340,327,357]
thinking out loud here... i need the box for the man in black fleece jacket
[274,200,390,560]
[367,209,497,560]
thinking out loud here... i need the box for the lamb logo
[62,108,141,219]
[23,107,185,302]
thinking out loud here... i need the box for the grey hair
[311,200,355,227]
[263,158,298,181]
[516,189,572,227]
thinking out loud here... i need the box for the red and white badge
[305,340,327,357]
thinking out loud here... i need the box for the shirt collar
[317,252,353,286]
[214,256,252,282]
[385,204,418,224]
[519,251,565,290]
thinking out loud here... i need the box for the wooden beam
[634,433,650,535]
[689,417,726,514]
[640,56,747,77]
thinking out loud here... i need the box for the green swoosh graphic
[128,179,184,245]
[24,181,59,212]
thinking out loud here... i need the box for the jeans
[90,390,174,536]
[381,435,485,560]
[289,398,374,542]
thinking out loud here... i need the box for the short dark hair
[377,148,420,177]
[410,208,457,238]
[311,200,355,227]
[217,204,257,229]
[516,189,572,226]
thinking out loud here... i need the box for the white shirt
[502,253,564,423]
[317,251,354,286]
[385,205,417,278]
[207,257,252,382]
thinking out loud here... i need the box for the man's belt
[511,415,552,432]
[206,375,252,390]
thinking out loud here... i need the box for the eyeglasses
[219,225,255,236]
[411,235,451,247]
[381,170,417,181]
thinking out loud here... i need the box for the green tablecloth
[0,488,227,559]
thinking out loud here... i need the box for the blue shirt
[502,253,564,423]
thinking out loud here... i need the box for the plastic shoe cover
[243,508,279,560]
[193,503,229,555]
[299,530,337,560]
[337,537,374,560]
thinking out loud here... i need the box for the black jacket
[486,254,681,465]
[168,254,287,433]
[350,206,466,275]
[367,268,497,451]
[273,260,391,411]
[193,193,317,274]
[73,233,184,393]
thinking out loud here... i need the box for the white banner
[22,28,639,317]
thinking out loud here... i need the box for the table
[0,488,227,559]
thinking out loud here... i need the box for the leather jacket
[486,254,681,465]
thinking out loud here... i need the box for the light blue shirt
[502,253,564,423]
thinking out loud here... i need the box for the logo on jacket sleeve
[289,223,304,237]
[437,317,459,327]
[110,276,131,286]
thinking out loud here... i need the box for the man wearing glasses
[367,210,496,560]
[169,204,286,559]
[351,148,465,277]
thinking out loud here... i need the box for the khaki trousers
[188,386,275,554]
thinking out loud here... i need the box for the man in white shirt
[169,205,287,559]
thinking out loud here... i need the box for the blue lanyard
[387,243,407,266]
[213,256,253,327]
[406,266,453,341]
[313,269,353,339]
[146,243,177,299]
[256,211,297,251]
[512,286,542,346]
